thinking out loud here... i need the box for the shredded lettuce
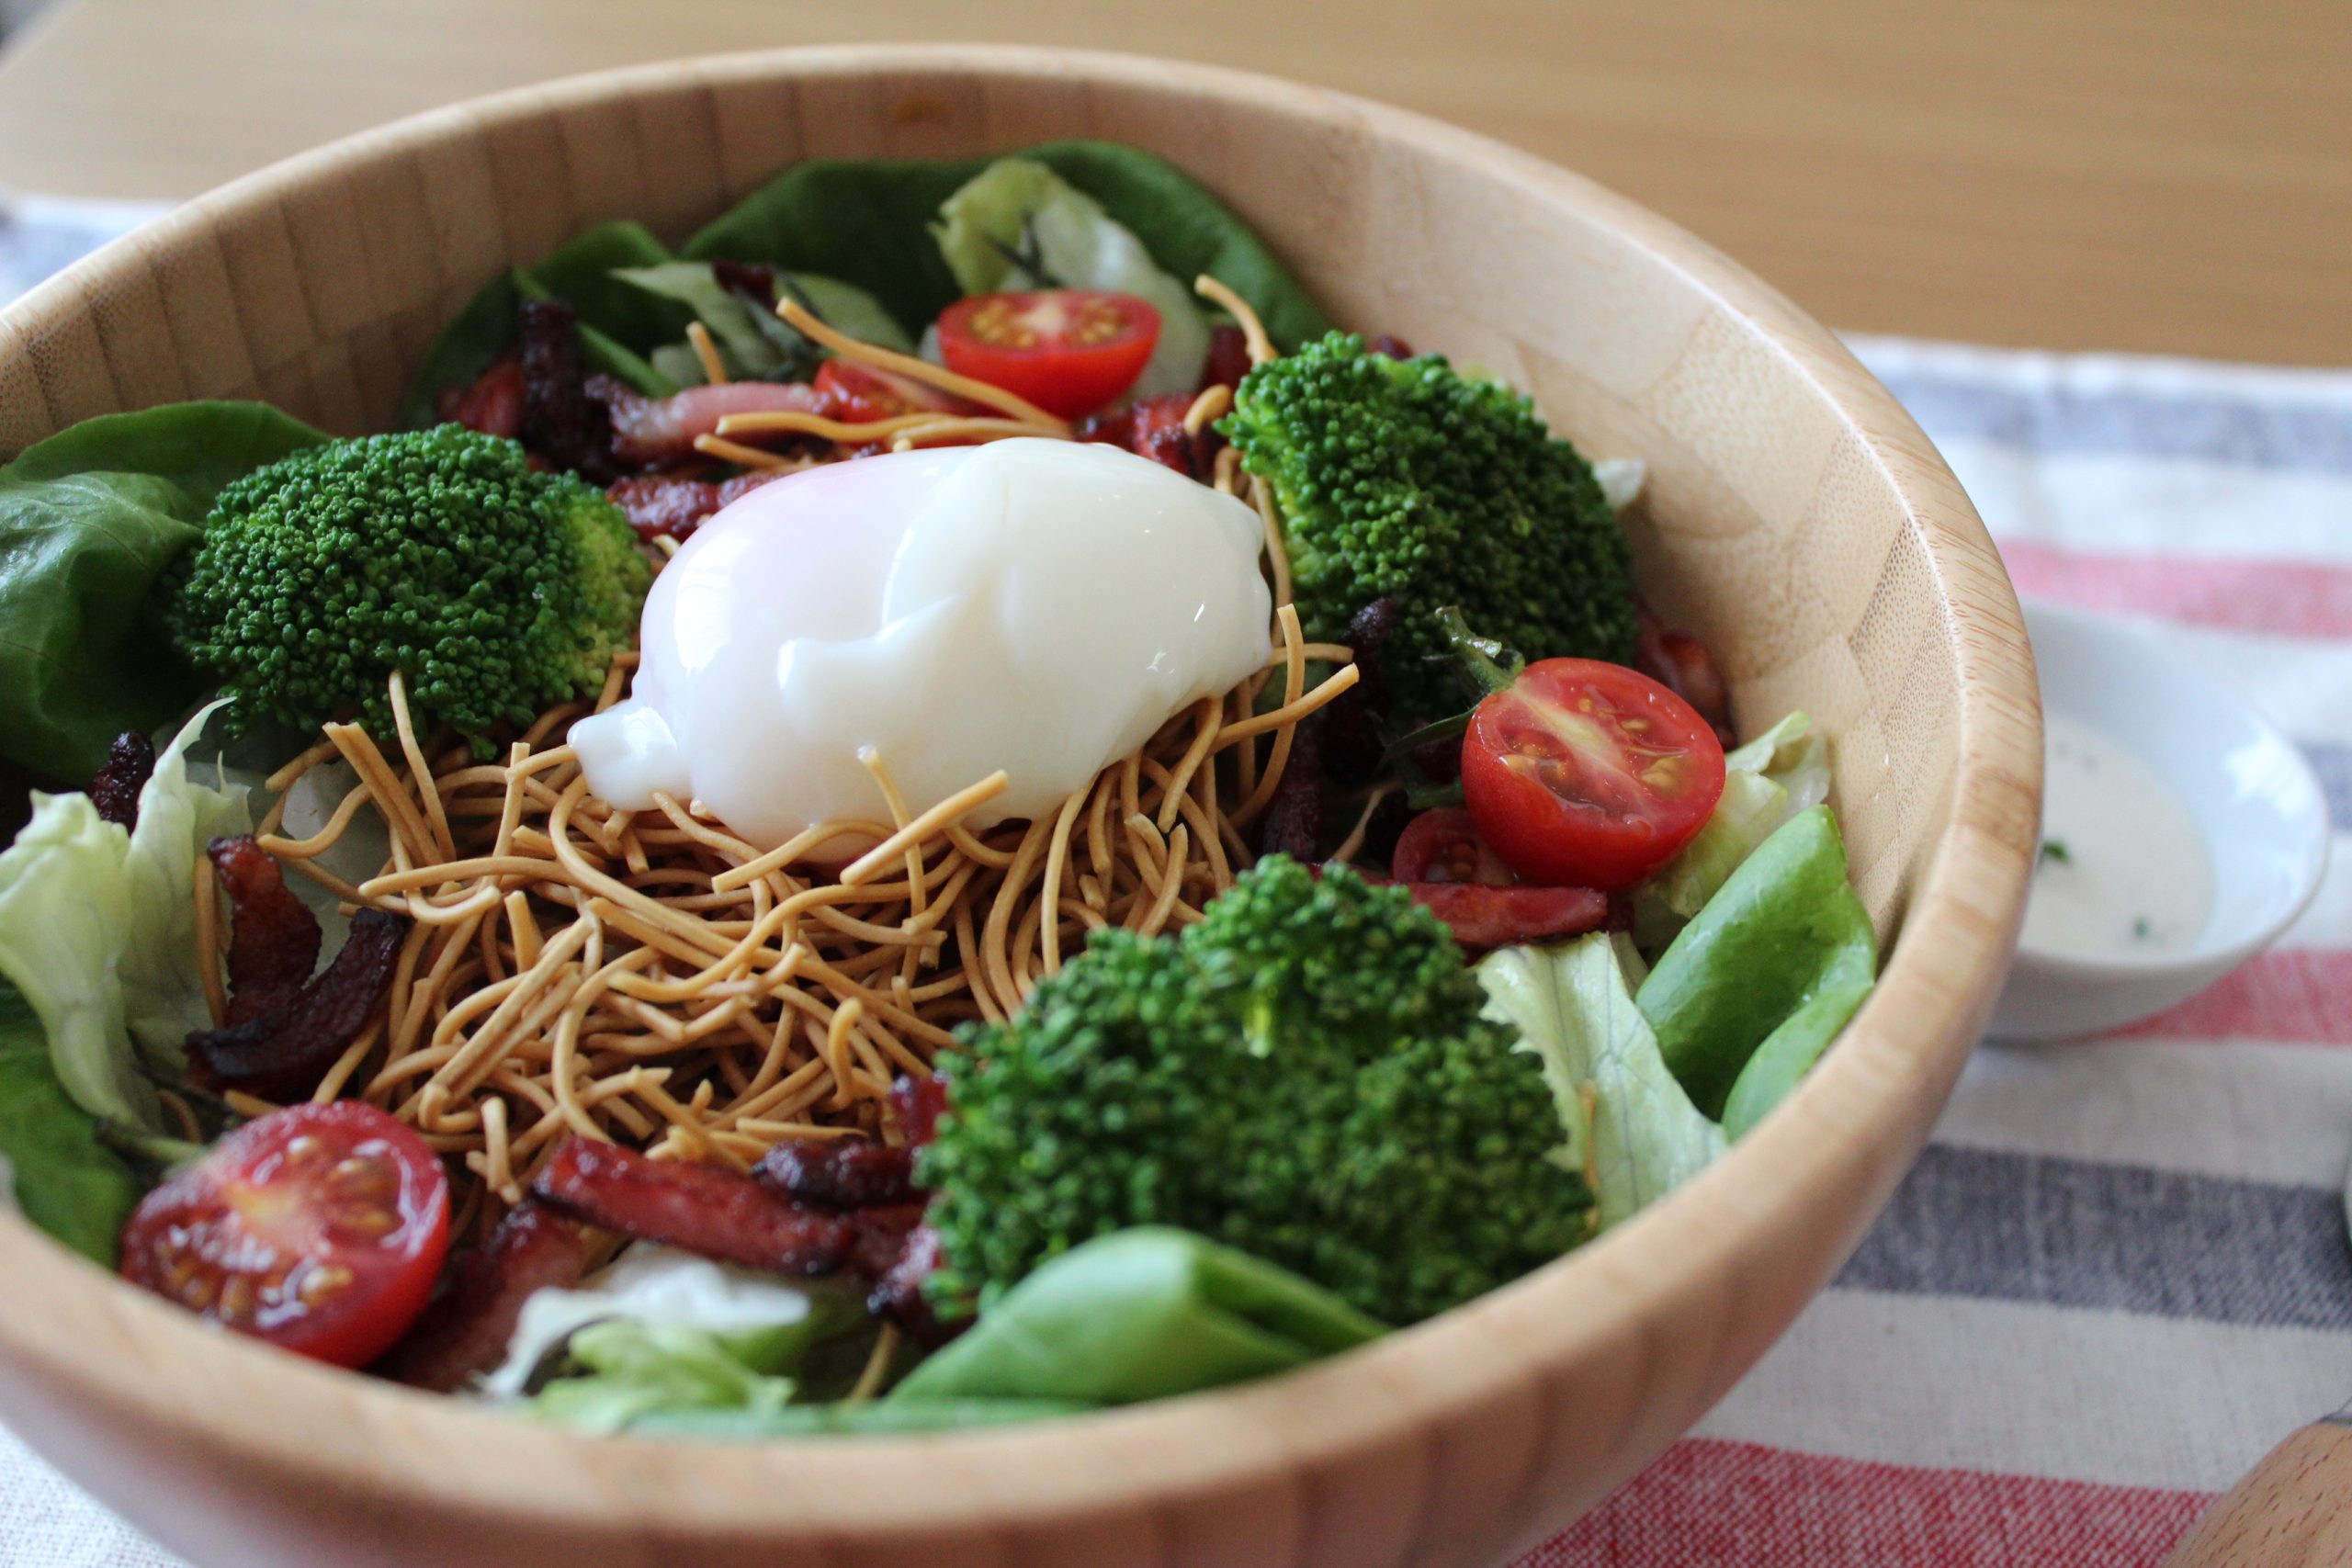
[0,701,249,1131]
[616,262,911,388]
[1478,935,1725,1232]
[933,159,1213,399]
[1633,709,1832,953]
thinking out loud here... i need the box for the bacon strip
[88,731,155,829]
[1078,391,1213,479]
[530,1136,852,1277]
[440,357,525,441]
[375,1202,592,1392]
[206,834,322,1026]
[186,908,408,1098]
[889,1074,950,1148]
[1635,602,1735,747]
[752,1137,916,1211]
[588,376,829,468]
[605,470,787,542]
[1385,880,1609,950]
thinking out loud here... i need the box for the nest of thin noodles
[199,280,1359,1238]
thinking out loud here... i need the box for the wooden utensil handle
[2163,1416,2352,1567]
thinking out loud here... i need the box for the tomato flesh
[1391,807,1515,886]
[1461,659,1726,891]
[120,1101,449,1369]
[937,290,1161,419]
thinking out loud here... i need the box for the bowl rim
[0,41,2041,1544]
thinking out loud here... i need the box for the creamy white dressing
[571,439,1273,852]
[2020,711,2214,960]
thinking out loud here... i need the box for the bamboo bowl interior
[0,46,2038,1568]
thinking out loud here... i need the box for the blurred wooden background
[0,0,2346,365]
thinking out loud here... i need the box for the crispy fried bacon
[1078,392,1212,479]
[588,377,829,468]
[440,357,525,441]
[88,731,155,829]
[889,1074,949,1148]
[186,908,408,1099]
[530,1136,853,1277]
[1201,324,1251,392]
[375,1202,592,1392]
[752,1138,916,1212]
[866,1224,956,1348]
[1634,602,1735,746]
[206,834,322,1026]
[518,299,619,484]
[605,470,788,542]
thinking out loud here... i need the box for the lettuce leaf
[1477,935,1724,1232]
[1634,805,1875,1120]
[0,401,328,778]
[0,700,250,1130]
[933,158,1212,398]
[889,1227,1384,1407]
[0,980,140,1265]
[1633,709,1832,953]
[614,263,911,387]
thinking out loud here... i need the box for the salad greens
[1632,709,1832,953]
[934,159,1213,398]
[399,140,1330,424]
[617,263,911,388]
[0,402,327,779]
[0,701,248,1133]
[1479,935,1725,1232]
[1636,806,1877,1121]
[0,981,141,1265]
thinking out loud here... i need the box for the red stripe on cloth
[1517,1438,2211,1568]
[1998,539,2352,637]
[2102,949,2352,1045]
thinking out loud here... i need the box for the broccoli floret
[921,858,1594,1325]
[170,426,650,745]
[1219,333,1636,722]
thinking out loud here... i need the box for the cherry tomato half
[1461,659,1727,891]
[1391,807,1516,886]
[120,1101,449,1369]
[814,358,977,424]
[937,290,1162,419]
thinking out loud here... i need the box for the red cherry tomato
[1461,659,1726,891]
[1396,882,1610,949]
[814,358,976,424]
[1391,807,1516,886]
[936,290,1162,419]
[120,1101,450,1369]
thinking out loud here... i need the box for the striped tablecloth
[5,207,2350,1567]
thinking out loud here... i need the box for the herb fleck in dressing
[2020,713,2213,960]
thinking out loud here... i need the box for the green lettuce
[1477,935,1725,1232]
[1632,710,1833,953]
[616,262,910,388]
[0,701,251,1131]
[0,402,328,778]
[1635,805,1875,1120]
[629,1398,1092,1440]
[890,1226,1384,1408]
[533,1319,804,1435]
[0,980,140,1265]
[933,158,1212,398]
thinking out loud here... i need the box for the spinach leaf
[0,401,328,777]
[0,980,141,1267]
[890,1226,1383,1407]
[628,1398,1091,1439]
[684,141,1329,348]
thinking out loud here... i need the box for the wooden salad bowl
[0,45,2039,1568]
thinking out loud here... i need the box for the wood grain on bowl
[0,45,2040,1568]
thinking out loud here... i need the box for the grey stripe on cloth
[1875,371,2352,477]
[2302,740,2352,827]
[1838,1144,2352,1331]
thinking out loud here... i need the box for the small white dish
[1989,599,2331,1041]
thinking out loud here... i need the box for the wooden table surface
[0,0,2346,366]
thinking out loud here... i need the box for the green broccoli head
[1219,333,1636,722]
[170,425,650,745]
[920,858,1594,1325]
